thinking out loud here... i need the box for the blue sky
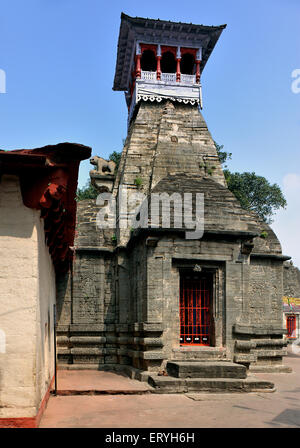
[0,0,299,266]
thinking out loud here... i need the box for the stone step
[58,363,105,370]
[171,347,227,361]
[249,364,292,373]
[167,361,247,379]
[147,375,275,394]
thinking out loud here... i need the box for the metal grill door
[287,315,296,339]
[180,272,212,346]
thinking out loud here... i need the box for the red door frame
[180,271,213,346]
[286,315,297,339]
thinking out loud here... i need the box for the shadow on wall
[0,223,34,238]
[56,272,70,325]
[0,175,36,238]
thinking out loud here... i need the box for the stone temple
[56,13,292,392]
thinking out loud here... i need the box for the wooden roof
[0,143,91,273]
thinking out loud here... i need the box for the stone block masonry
[56,101,291,388]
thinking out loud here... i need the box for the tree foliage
[214,141,287,223]
[214,141,232,168]
[224,171,287,223]
[109,151,122,170]
[76,180,98,201]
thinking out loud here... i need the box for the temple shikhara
[0,12,299,427]
[57,14,293,385]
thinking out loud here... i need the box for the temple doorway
[180,270,213,346]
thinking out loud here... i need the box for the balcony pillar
[136,42,141,79]
[195,61,201,83]
[156,44,161,80]
[196,47,202,84]
[176,59,181,82]
[176,46,181,82]
[136,54,141,79]
[156,56,161,80]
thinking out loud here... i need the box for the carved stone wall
[283,262,300,297]
[56,101,289,374]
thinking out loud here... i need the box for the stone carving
[90,156,116,176]
[193,264,202,272]
[82,276,97,297]
[89,156,116,193]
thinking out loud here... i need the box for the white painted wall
[0,175,56,418]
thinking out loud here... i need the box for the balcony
[128,70,202,127]
[140,71,196,85]
[140,71,157,81]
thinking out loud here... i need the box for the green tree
[214,142,287,223]
[109,151,122,170]
[224,171,286,223]
[214,141,232,168]
[76,180,98,201]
